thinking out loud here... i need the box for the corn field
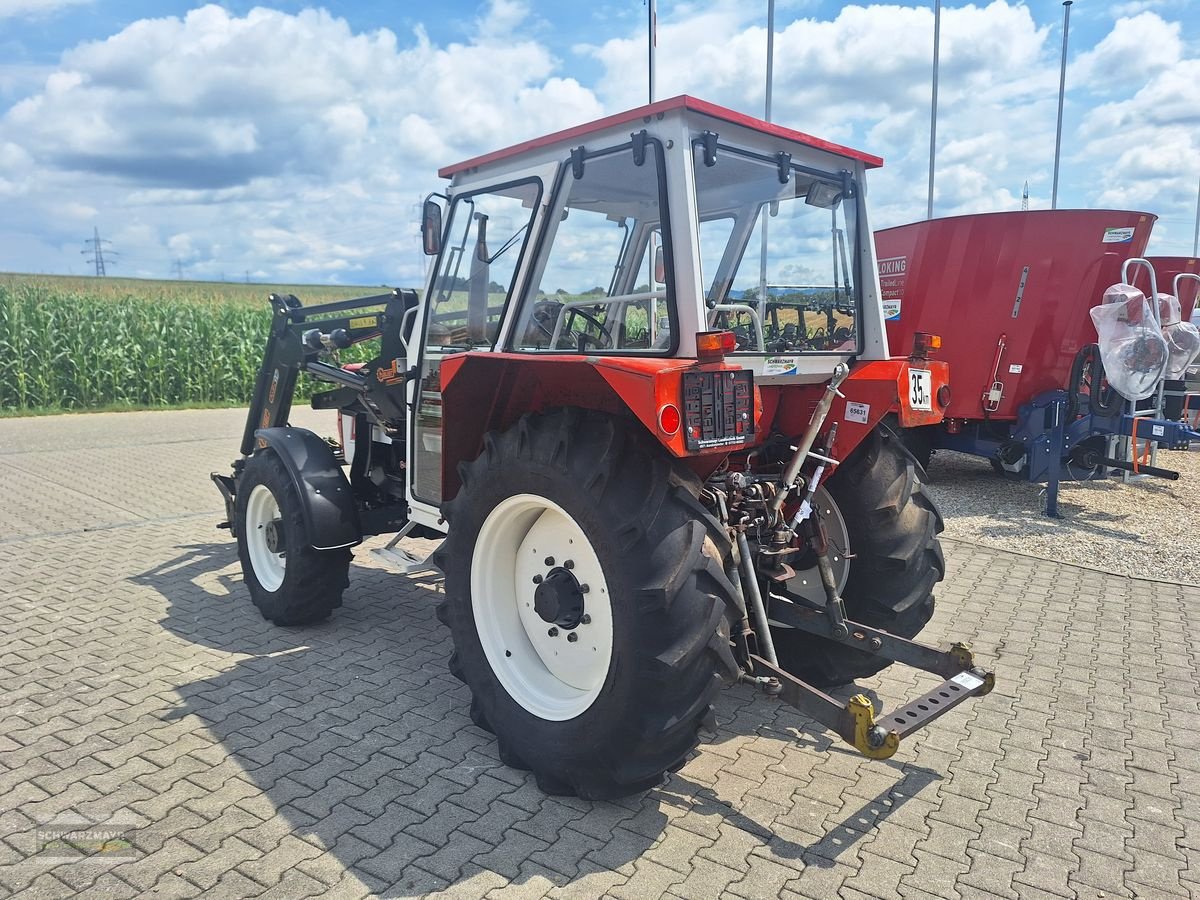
[0,277,381,413]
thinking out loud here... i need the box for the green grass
[0,275,388,414]
[0,273,380,307]
[0,399,249,418]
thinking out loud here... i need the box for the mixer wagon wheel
[886,416,935,472]
[434,409,740,799]
[771,426,944,686]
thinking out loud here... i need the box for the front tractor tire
[772,426,945,686]
[235,449,351,626]
[435,410,740,800]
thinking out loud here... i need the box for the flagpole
[759,0,775,305]
[1051,0,1073,210]
[926,0,941,220]
[1193,175,1199,256]
[765,0,774,121]
[648,0,657,104]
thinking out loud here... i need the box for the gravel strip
[924,444,1200,585]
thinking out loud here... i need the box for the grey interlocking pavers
[3,407,1200,898]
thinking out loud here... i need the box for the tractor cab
[416,96,888,374]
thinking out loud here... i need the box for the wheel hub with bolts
[471,494,614,721]
[263,518,285,555]
[533,562,587,629]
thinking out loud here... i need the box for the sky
[1,0,1197,286]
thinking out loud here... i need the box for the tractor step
[371,521,443,576]
[749,653,992,759]
[370,544,440,576]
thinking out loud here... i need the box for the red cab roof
[438,95,883,179]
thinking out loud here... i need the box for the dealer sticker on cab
[763,356,799,376]
[908,368,933,411]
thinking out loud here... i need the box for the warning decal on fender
[908,369,933,411]
[845,401,870,424]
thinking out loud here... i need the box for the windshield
[693,143,860,354]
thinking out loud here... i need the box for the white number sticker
[845,401,870,424]
[908,369,932,411]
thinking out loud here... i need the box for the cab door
[406,176,547,525]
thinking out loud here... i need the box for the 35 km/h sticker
[908,369,933,411]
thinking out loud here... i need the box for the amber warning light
[911,332,942,360]
[696,330,737,361]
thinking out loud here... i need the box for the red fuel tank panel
[876,209,1156,421]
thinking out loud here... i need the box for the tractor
[214,96,993,800]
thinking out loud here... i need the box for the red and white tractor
[214,96,992,799]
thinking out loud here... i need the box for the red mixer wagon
[874,210,1200,516]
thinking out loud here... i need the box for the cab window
[693,144,860,354]
[511,139,675,354]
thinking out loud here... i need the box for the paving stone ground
[2,407,1199,899]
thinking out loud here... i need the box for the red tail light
[658,404,681,435]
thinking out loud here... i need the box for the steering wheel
[530,299,614,349]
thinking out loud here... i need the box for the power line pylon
[82,226,115,276]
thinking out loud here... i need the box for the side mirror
[421,199,443,256]
[654,244,666,284]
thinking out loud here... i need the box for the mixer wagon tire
[771,426,943,687]
[433,409,739,800]
[235,449,350,626]
[894,422,934,472]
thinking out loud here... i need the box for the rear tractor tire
[235,449,351,626]
[434,409,740,800]
[771,426,944,687]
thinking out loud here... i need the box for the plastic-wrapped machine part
[1158,293,1183,326]
[1152,293,1200,379]
[1162,320,1200,379]
[1102,282,1147,309]
[1089,286,1169,401]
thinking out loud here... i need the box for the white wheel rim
[783,485,851,608]
[471,494,614,721]
[246,484,286,592]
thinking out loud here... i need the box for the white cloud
[1073,12,1181,92]
[1,0,1197,280]
[582,1,1055,221]
[0,2,604,282]
[1077,57,1200,229]
[0,0,90,19]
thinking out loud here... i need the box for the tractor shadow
[133,542,943,895]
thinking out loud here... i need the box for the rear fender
[762,359,950,461]
[438,353,765,499]
[254,426,362,550]
[833,359,950,459]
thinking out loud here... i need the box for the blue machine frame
[932,390,1200,517]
